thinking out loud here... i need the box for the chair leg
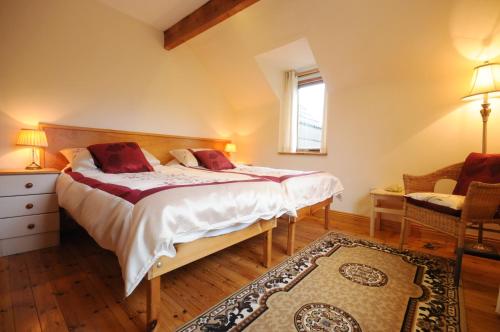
[399,217,408,250]
[454,221,466,286]
[454,247,464,286]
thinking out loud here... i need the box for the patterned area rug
[177,232,465,331]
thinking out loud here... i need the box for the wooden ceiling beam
[163,0,260,50]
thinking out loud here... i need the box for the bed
[169,163,344,255]
[227,164,343,254]
[40,123,294,331]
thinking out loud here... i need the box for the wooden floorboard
[1,213,499,331]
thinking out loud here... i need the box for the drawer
[0,193,58,218]
[0,173,59,197]
[0,232,59,257]
[0,212,60,239]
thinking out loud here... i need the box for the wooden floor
[1,214,499,332]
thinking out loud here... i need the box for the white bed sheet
[56,166,294,296]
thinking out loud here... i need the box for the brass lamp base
[25,162,42,170]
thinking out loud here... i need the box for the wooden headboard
[39,123,231,170]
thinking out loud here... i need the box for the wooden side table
[369,188,404,237]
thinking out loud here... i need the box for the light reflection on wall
[450,0,500,61]
[3,103,63,127]
[0,101,64,168]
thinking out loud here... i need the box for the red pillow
[191,149,234,170]
[453,152,500,195]
[88,142,154,174]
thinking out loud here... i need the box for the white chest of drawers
[0,168,60,256]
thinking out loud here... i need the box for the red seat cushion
[453,152,500,195]
[88,142,154,174]
[191,149,234,170]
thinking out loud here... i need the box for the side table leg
[375,211,381,231]
[370,195,376,237]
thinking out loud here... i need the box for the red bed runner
[65,170,268,204]
[189,167,322,183]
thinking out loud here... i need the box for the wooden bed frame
[39,123,276,331]
[286,196,333,255]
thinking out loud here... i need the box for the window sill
[278,151,327,156]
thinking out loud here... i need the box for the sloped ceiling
[183,0,500,111]
[97,0,208,30]
[255,38,317,100]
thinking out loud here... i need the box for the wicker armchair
[399,162,500,284]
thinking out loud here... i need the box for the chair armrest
[403,162,463,194]
[462,182,500,221]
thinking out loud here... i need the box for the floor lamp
[463,61,500,254]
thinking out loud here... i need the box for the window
[297,71,325,151]
[278,68,327,154]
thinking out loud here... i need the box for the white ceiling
[97,0,209,30]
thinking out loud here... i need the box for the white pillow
[169,149,199,167]
[60,148,98,171]
[405,192,465,210]
[141,148,161,166]
[165,159,180,166]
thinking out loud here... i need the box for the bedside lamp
[224,143,237,154]
[463,61,500,153]
[224,143,237,161]
[462,61,500,254]
[16,129,48,170]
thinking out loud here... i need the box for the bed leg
[287,218,296,256]
[146,276,161,332]
[324,204,330,230]
[263,229,273,268]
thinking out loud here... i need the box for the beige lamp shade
[224,143,237,153]
[463,62,500,100]
[16,129,48,147]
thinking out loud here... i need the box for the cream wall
[1,0,499,217]
[0,0,233,169]
[186,0,500,215]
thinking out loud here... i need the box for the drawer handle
[25,203,34,209]
[27,223,35,230]
[25,182,33,189]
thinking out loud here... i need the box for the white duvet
[57,166,294,296]
[171,164,344,210]
[231,165,344,210]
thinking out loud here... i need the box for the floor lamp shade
[463,62,500,100]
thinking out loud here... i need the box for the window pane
[297,82,325,150]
